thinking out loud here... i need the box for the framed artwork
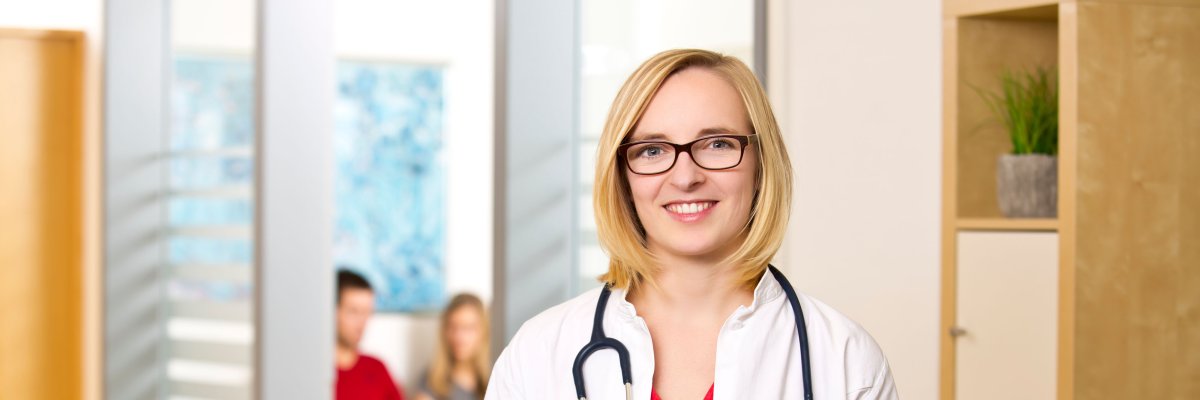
[333,60,446,312]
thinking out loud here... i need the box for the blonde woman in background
[415,293,491,400]
[486,49,898,399]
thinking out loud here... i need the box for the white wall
[770,0,942,399]
[334,0,495,391]
[0,2,103,399]
[172,0,255,53]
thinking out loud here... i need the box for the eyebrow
[629,126,741,142]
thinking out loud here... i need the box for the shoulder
[354,354,401,385]
[504,286,604,353]
[799,293,886,359]
[486,288,605,398]
[357,354,393,374]
[416,366,431,390]
[793,293,895,395]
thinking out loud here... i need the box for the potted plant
[978,66,1058,218]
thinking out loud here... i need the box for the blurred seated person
[336,269,405,400]
[414,293,490,400]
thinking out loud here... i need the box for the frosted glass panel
[166,1,257,399]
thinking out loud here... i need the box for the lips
[662,200,717,222]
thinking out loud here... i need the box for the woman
[486,49,897,399]
[415,293,491,400]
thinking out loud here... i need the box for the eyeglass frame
[617,134,758,175]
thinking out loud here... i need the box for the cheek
[449,328,477,353]
[351,309,370,327]
[625,175,662,212]
[452,329,472,345]
[720,162,759,219]
[338,311,362,335]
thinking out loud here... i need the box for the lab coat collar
[609,266,785,323]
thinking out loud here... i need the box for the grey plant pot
[996,154,1058,218]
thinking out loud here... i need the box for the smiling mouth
[662,201,717,222]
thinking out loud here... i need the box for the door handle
[949,326,968,338]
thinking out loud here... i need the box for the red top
[650,384,714,400]
[336,354,404,400]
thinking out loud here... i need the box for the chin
[659,236,725,257]
[643,214,744,258]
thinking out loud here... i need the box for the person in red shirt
[336,269,405,400]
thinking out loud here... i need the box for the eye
[703,137,737,151]
[632,144,668,159]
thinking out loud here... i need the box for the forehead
[448,306,481,321]
[339,288,374,304]
[630,67,750,142]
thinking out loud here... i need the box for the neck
[335,343,359,369]
[452,361,475,376]
[451,361,478,390]
[627,247,755,322]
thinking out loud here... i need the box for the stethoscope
[571,265,813,400]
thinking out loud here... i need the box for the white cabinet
[954,231,1057,400]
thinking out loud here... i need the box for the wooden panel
[980,4,1059,20]
[0,29,85,399]
[957,217,1058,231]
[1073,2,1200,399]
[955,232,1058,400]
[957,16,1059,218]
[940,16,961,400]
[944,0,1200,16]
[945,0,1059,18]
[1056,2,1079,399]
[1088,0,1200,7]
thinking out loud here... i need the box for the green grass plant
[976,66,1059,155]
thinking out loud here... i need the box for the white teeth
[666,202,713,214]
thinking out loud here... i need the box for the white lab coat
[485,270,899,399]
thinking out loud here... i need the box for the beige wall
[769,0,942,398]
[0,2,102,400]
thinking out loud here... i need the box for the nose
[667,152,705,191]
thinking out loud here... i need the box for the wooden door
[0,28,84,400]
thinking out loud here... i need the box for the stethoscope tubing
[572,265,813,400]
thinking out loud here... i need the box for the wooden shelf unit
[940,1,1200,400]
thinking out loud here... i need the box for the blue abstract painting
[334,61,446,312]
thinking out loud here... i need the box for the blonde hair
[426,293,490,399]
[594,49,793,290]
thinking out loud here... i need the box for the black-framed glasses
[618,134,756,175]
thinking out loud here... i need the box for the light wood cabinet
[940,1,1200,399]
